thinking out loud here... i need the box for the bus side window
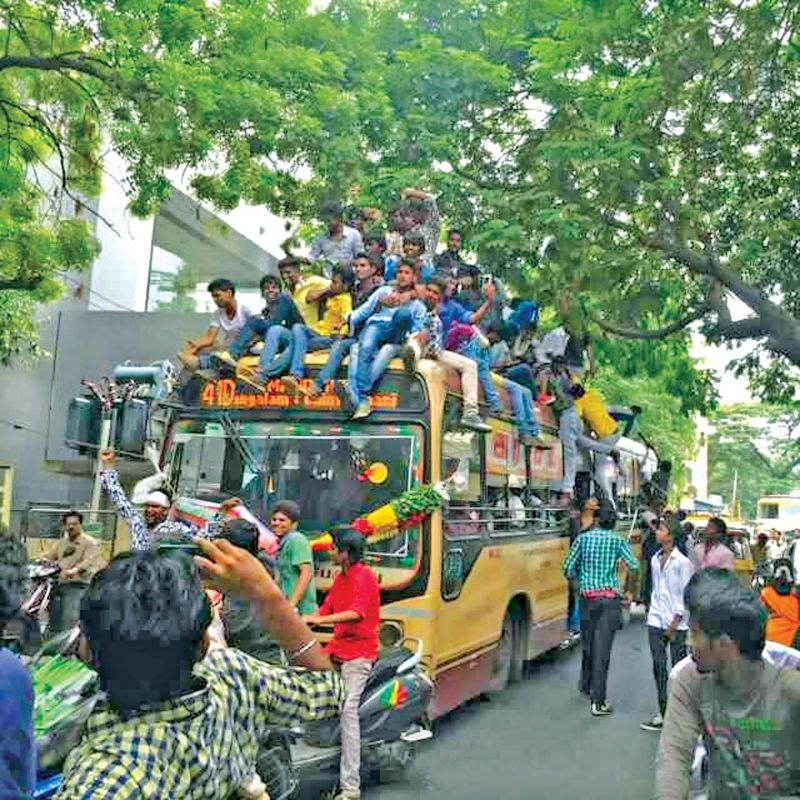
[441,427,483,539]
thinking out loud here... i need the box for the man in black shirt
[435,228,466,277]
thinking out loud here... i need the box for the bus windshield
[170,418,425,583]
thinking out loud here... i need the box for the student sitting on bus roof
[216,274,303,375]
[222,258,328,388]
[454,264,482,311]
[281,266,354,392]
[401,275,491,433]
[335,260,425,420]
[450,323,541,446]
[300,253,384,400]
[179,278,253,376]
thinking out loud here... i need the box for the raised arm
[99,450,148,551]
[469,281,497,325]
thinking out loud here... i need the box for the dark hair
[398,257,420,274]
[259,273,281,290]
[426,275,447,293]
[270,500,300,523]
[569,383,586,399]
[80,551,212,715]
[0,533,28,626]
[597,504,617,530]
[403,233,425,250]
[707,516,727,536]
[681,521,695,535]
[486,322,502,337]
[447,228,463,239]
[684,568,765,660]
[207,278,235,295]
[332,266,355,289]
[334,529,365,563]
[218,518,260,556]
[353,251,372,262]
[61,509,84,524]
[277,256,307,271]
[363,232,387,251]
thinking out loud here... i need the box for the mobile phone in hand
[156,542,203,557]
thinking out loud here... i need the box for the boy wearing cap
[99,449,197,550]
[271,501,318,614]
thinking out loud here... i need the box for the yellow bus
[161,352,657,718]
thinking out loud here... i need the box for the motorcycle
[28,626,297,800]
[0,561,60,655]
[289,637,433,788]
[751,559,774,593]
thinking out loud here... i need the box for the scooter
[30,627,101,799]
[290,637,434,788]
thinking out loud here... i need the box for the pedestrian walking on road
[691,516,735,571]
[640,519,694,732]
[563,504,639,717]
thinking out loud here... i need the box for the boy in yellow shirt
[284,266,354,390]
[572,384,622,508]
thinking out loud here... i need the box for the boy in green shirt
[271,500,318,614]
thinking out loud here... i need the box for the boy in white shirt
[179,278,253,373]
[640,518,695,732]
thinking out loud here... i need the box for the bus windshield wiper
[218,412,264,476]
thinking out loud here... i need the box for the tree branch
[0,98,67,188]
[586,305,710,340]
[0,278,45,291]
[0,54,112,82]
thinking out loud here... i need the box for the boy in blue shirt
[336,260,426,420]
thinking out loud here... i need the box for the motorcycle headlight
[379,620,404,650]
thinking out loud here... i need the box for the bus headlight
[379,620,404,649]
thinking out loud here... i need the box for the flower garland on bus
[309,482,448,553]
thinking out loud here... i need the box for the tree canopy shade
[428,0,800,393]
[2,0,798,392]
[0,0,416,361]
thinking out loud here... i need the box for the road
[364,612,660,800]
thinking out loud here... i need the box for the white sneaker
[639,712,663,731]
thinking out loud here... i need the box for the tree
[708,403,800,517]
[0,0,409,362]
[406,0,799,393]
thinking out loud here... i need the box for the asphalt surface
[362,611,661,800]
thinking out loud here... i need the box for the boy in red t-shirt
[303,530,380,800]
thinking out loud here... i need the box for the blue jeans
[229,317,272,359]
[569,595,581,634]
[339,342,396,402]
[502,362,536,394]
[353,309,412,402]
[502,378,540,436]
[259,326,293,377]
[315,337,355,388]
[459,339,502,412]
[290,323,333,378]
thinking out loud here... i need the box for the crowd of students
[0,466,382,800]
[562,501,800,799]
[178,189,625,501]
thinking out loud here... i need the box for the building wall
[0,310,208,529]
